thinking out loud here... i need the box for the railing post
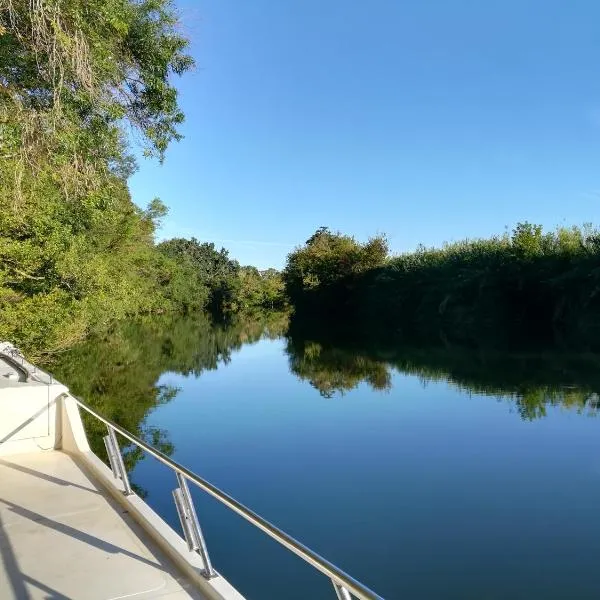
[332,581,353,600]
[103,425,133,496]
[173,471,216,578]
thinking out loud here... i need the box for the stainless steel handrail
[71,395,384,600]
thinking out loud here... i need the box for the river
[48,312,600,599]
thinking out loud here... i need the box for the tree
[233,266,287,311]
[0,0,194,355]
[1,0,193,163]
[283,227,388,306]
[158,238,241,314]
[158,239,287,314]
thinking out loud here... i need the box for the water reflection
[47,310,600,468]
[285,318,600,420]
[286,338,393,397]
[46,311,289,475]
[43,312,600,599]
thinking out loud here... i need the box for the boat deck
[0,451,205,600]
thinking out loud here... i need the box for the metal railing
[72,396,384,600]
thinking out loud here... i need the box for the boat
[0,342,382,600]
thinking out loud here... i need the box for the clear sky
[128,0,600,269]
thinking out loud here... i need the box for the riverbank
[0,2,286,360]
[284,224,600,351]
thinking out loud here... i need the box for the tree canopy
[283,227,389,307]
[0,0,198,354]
[283,223,600,350]
[0,1,285,356]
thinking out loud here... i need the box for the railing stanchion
[173,472,216,578]
[333,581,353,600]
[103,425,133,496]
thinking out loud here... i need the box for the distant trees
[283,227,388,308]
[157,238,239,313]
[283,223,600,350]
[158,239,239,282]
[158,238,287,315]
[235,267,287,311]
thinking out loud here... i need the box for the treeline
[283,224,600,350]
[0,1,285,357]
[157,238,285,315]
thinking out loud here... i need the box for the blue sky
[129,0,600,269]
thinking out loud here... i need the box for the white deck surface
[0,451,206,600]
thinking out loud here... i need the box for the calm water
[50,314,600,599]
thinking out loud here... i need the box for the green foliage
[158,238,241,313]
[233,266,287,312]
[285,223,600,350]
[0,0,193,161]
[158,238,287,315]
[0,0,218,356]
[283,227,388,308]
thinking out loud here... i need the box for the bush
[283,227,388,309]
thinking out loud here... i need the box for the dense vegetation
[2,2,597,361]
[158,238,286,315]
[0,0,192,354]
[0,0,284,357]
[284,224,600,350]
[283,227,389,310]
